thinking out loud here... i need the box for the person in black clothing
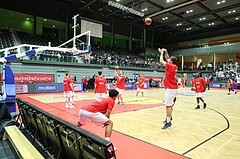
[0,103,12,124]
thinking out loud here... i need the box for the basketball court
[17,87,240,159]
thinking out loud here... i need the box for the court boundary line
[182,107,230,155]
[112,128,190,159]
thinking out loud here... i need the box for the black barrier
[16,98,116,159]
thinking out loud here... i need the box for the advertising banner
[36,84,58,93]
[14,74,54,83]
[210,83,221,88]
[144,76,163,82]
[125,83,133,89]
[74,84,83,92]
[15,84,28,93]
[107,83,116,90]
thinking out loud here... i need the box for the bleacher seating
[0,29,15,49]
[16,98,116,159]
[17,31,61,47]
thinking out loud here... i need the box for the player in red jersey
[205,76,211,90]
[158,48,178,129]
[193,72,207,109]
[63,72,74,108]
[227,78,237,95]
[94,71,107,99]
[77,89,119,142]
[135,73,145,102]
[82,76,88,92]
[114,70,125,105]
[69,74,75,104]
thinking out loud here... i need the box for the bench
[3,125,44,159]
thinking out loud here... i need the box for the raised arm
[158,48,167,66]
[163,48,170,61]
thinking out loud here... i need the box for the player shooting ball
[113,66,125,105]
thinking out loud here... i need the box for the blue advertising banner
[125,83,133,89]
[36,83,58,92]
[210,82,221,88]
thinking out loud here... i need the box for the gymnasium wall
[183,52,236,64]
[178,33,240,47]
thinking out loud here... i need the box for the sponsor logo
[212,84,220,88]
[36,84,58,92]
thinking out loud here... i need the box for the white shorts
[116,88,124,95]
[196,93,204,97]
[64,91,73,98]
[78,109,109,126]
[137,88,144,92]
[165,89,178,106]
[96,93,105,99]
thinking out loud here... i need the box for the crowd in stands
[1,28,239,74]
[205,61,239,83]
[85,46,161,69]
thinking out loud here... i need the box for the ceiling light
[217,0,225,4]
[44,19,47,21]
[26,18,29,20]
[228,10,236,14]
[186,10,193,14]
[186,27,191,30]
[176,23,182,26]
[53,25,55,28]
[208,23,214,26]
[162,17,168,20]
[166,0,174,3]
[236,17,239,20]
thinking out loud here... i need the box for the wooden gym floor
[17,87,240,159]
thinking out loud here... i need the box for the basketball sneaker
[66,104,70,108]
[203,103,207,109]
[195,105,200,109]
[162,122,172,129]
[68,104,75,109]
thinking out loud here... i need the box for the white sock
[166,117,171,123]
[105,137,110,141]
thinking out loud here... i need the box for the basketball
[115,66,119,71]
[145,17,152,25]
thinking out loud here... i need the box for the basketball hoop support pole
[72,14,79,50]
